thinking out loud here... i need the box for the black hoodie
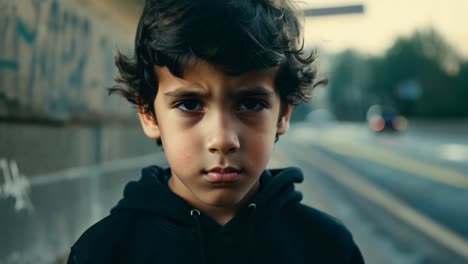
[67,166,364,264]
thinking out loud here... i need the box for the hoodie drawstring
[247,203,257,264]
[191,209,207,264]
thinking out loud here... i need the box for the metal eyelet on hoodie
[191,209,201,216]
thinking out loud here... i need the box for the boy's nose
[206,113,240,154]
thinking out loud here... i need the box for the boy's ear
[137,108,161,139]
[276,103,293,136]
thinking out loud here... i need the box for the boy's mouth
[204,167,241,183]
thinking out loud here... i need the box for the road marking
[440,144,468,162]
[29,152,165,186]
[321,141,468,189]
[303,147,468,261]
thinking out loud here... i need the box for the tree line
[327,28,468,120]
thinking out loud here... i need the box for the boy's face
[138,59,292,214]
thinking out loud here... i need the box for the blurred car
[366,105,408,132]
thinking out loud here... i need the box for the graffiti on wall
[0,158,33,213]
[0,0,132,119]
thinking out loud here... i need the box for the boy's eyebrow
[163,86,274,98]
[163,88,208,98]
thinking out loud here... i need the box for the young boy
[68,0,364,263]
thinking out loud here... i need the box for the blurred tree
[382,29,463,117]
[328,50,371,120]
[328,28,467,119]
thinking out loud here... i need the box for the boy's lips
[204,167,241,183]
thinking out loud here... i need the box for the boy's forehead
[154,60,278,90]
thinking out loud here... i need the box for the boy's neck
[201,182,260,225]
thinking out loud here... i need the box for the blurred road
[269,121,468,264]
[1,120,468,264]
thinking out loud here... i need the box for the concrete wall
[0,123,165,264]
[0,1,163,263]
[0,123,165,263]
[0,0,133,120]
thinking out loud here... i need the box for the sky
[300,0,468,58]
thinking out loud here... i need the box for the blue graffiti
[0,0,129,119]
[0,16,17,70]
[15,15,37,43]
[0,60,17,69]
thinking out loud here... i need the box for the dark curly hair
[109,0,324,144]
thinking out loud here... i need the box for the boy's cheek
[163,130,201,155]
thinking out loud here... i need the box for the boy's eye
[175,100,203,112]
[238,98,267,111]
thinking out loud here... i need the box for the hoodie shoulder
[281,203,364,263]
[288,203,349,234]
[68,210,135,264]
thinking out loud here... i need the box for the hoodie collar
[112,165,304,227]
